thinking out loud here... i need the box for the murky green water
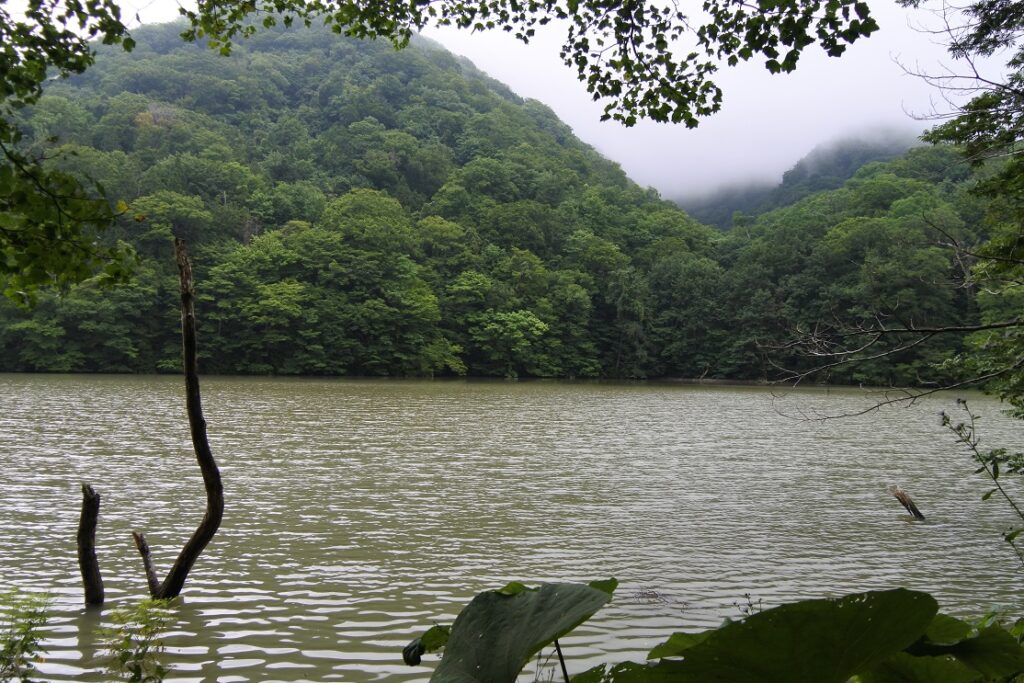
[1,374,1022,681]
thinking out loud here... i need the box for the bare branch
[133,239,223,599]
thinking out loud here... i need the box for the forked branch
[133,238,224,599]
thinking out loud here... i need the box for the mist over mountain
[678,129,922,229]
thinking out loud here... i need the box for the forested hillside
[680,132,920,229]
[0,21,990,384]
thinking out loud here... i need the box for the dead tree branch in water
[74,240,223,602]
[888,485,925,521]
[77,483,104,606]
[132,238,224,599]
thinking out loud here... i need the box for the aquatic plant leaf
[588,579,618,596]
[858,652,981,683]
[429,580,615,683]
[582,589,938,683]
[923,614,973,646]
[647,631,712,659]
[403,625,451,665]
[667,588,937,682]
[571,660,687,682]
[910,625,1024,678]
[421,625,451,651]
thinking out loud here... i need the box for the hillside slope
[0,22,989,384]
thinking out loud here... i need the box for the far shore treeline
[0,21,986,383]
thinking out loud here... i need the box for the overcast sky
[424,2,963,200]
[125,0,967,199]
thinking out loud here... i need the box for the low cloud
[425,2,954,199]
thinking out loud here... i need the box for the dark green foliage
[0,22,995,383]
[574,590,1024,683]
[403,585,1024,683]
[0,0,137,300]
[652,589,937,682]
[181,0,877,128]
[888,0,1024,412]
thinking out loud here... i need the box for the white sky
[120,0,969,199]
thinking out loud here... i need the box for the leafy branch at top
[942,399,1024,569]
[0,0,137,303]
[182,0,878,128]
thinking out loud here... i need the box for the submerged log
[889,485,925,521]
[77,483,104,606]
[133,238,224,599]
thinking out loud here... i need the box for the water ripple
[1,375,1022,681]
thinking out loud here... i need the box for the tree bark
[77,483,104,606]
[133,238,224,599]
[132,531,161,597]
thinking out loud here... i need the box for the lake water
[1,374,1022,681]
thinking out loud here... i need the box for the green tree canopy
[0,0,884,299]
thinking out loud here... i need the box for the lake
[1,374,1021,681]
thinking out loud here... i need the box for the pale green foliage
[469,309,549,377]
[102,599,174,683]
[0,591,49,683]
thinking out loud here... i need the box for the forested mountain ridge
[680,132,921,229]
[0,21,989,383]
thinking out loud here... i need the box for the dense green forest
[0,21,989,383]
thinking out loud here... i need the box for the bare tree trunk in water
[889,485,925,521]
[77,484,104,606]
[132,238,224,599]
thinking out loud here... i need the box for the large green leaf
[858,652,981,683]
[909,624,1024,679]
[922,614,974,646]
[647,630,712,659]
[572,660,687,682]
[403,625,451,665]
[671,589,937,682]
[575,590,938,683]
[429,579,616,683]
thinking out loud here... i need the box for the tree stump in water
[889,485,925,520]
[77,483,104,606]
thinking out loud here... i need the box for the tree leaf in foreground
[575,589,937,682]
[427,579,615,683]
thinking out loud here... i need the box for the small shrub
[0,591,50,683]
[102,599,174,683]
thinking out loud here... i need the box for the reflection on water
[1,374,1021,681]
